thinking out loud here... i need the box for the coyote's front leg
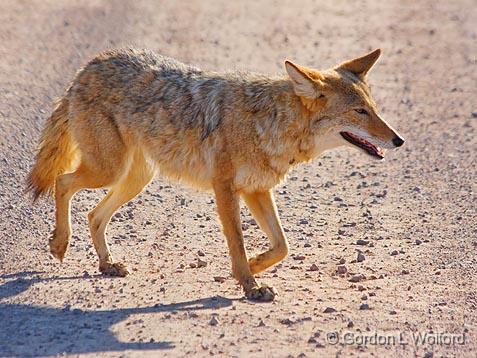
[242,190,289,274]
[213,179,277,301]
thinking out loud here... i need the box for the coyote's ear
[285,60,325,99]
[337,48,381,78]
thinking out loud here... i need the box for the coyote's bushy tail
[26,97,78,201]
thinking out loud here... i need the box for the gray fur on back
[72,48,291,139]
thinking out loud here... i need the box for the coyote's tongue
[340,131,385,159]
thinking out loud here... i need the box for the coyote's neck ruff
[27,48,404,301]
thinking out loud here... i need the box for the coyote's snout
[27,48,404,301]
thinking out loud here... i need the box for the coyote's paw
[49,231,69,262]
[100,262,130,277]
[245,284,277,302]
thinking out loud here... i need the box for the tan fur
[26,97,78,200]
[27,48,404,301]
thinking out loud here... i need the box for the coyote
[27,48,404,301]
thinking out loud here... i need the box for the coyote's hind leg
[51,164,111,261]
[88,151,155,277]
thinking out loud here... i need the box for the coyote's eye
[354,108,369,115]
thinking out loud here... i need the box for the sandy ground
[0,0,476,357]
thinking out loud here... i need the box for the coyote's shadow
[0,272,233,356]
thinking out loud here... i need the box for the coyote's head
[285,49,404,160]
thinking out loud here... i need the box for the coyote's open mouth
[340,131,385,159]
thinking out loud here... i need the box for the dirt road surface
[1,0,476,357]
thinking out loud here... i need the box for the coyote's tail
[26,97,77,201]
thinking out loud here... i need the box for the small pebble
[337,265,347,275]
[209,315,220,326]
[197,258,207,268]
[349,274,364,283]
[309,263,319,271]
[280,318,294,325]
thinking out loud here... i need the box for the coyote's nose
[392,136,405,147]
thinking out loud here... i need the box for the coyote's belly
[135,120,285,192]
[139,128,284,192]
[142,131,217,190]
